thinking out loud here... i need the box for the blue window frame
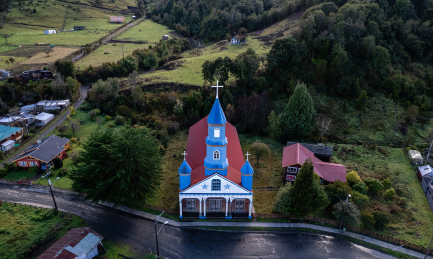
[212,179,221,191]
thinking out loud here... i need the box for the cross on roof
[245,151,251,161]
[182,151,188,161]
[212,80,223,99]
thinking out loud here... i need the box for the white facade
[36,100,70,111]
[44,30,56,35]
[35,112,54,127]
[1,140,14,151]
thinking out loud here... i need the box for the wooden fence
[0,200,72,259]
[254,213,433,255]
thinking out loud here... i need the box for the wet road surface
[0,184,393,259]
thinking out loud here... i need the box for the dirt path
[102,17,144,44]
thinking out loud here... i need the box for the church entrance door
[209,199,222,212]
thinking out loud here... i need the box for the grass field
[1,170,34,181]
[76,43,149,69]
[21,46,78,64]
[114,19,175,43]
[0,56,28,69]
[0,202,87,258]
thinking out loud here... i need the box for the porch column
[248,199,252,219]
[204,198,206,217]
[225,197,232,219]
[200,197,206,219]
[199,198,202,216]
[179,198,183,219]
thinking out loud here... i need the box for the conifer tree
[281,83,316,139]
[290,159,329,217]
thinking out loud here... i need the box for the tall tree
[55,60,76,78]
[69,127,163,206]
[250,140,271,164]
[290,159,329,217]
[281,83,316,139]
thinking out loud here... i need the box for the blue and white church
[178,82,254,219]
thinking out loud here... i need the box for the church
[178,82,254,219]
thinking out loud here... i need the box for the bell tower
[204,81,229,175]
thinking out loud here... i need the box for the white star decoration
[225,184,230,189]
[202,184,208,189]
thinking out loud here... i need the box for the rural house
[0,116,21,126]
[73,26,86,31]
[37,228,104,259]
[0,125,23,149]
[421,172,433,213]
[417,165,433,182]
[20,104,36,113]
[13,134,70,170]
[178,84,254,219]
[34,112,54,127]
[0,69,10,79]
[36,100,70,112]
[110,16,124,23]
[408,150,423,164]
[286,141,333,162]
[282,143,346,184]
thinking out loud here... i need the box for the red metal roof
[37,228,103,259]
[282,143,346,183]
[185,116,245,186]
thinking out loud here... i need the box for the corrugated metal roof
[1,140,15,146]
[0,116,20,123]
[65,233,102,257]
[35,112,54,121]
[0,124,22,141]
[419,165,433,177]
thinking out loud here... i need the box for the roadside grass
[252,190,278,213]
[0,202,87,258]
[22,47,79,65]
[114,19,175,43]
[139,37,271,86]
[101,240,137,259]
[2,170,34,181]
[331,143,433,246]
[76,43,149,69]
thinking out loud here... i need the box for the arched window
[213,150,220,160]
[212,179,221,191]
[214,128,220,138]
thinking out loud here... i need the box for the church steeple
[204,82,229,176]
[179,151,192,191]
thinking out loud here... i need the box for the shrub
[70,137,78,144]
[58,168,69,177]
[372,211,389,230]
[4,162,18,172]
[115,115,126,125]
[0,150,4,160]
[346,171,362,186]
[53,157,63,169]
[352,182,367,195]
[70,151,79,164]
[332,200,360,226]
[0,167,7,178]
[384,188,396,198]
[29,166,39,175]
[105,115,111,121]
[88,110,96,120]
[70,107,76,116]
[108,123,115,128]
[360,211,375,230]
[273,183,291,214]
[352,191,369,207]
[325,180,351,204]
[382,178,392,189]
[364,177,384,194]
[94,109,101,115]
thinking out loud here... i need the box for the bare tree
[316,114,332,140]
[57,125,69,137]
[45,45,53,57]
[70,120,80,134]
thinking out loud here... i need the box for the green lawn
[0,202,87,258]
[2,170,34,181]
[114,19,175,43]
[76,43,149,69]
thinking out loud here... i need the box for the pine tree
[281,82,316,139]
[290,159,329,217]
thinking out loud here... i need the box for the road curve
[0,183,393,259]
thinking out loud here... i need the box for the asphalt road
[0,183,393,259]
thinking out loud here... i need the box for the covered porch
[179,194,254,219]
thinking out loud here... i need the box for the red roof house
[282,143,346,184]
[37,228,103,259]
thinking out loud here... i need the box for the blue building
[178,87,254,219]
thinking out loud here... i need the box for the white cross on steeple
[245,151,251,161]
[212,80,223,99]
[182,151,188,161]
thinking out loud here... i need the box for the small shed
[110,16,124,23]
[21,104,36,112]
[417,165,433,182]
[1,140,15,151]
[35,112,54,127]
[44,30,56,35]
[408,150,422,164]
[74,26,86,31]
[162,35,169,40]
[37,227,103,259]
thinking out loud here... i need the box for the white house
[44,30,56,35]
[36,100,70,111]
[0,116,21,126]
[1,140,15,151]
[0,69,10,79]
[20,104,36,112]
[35,112,54,127]
[231,37,240,44]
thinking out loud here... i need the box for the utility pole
[339,194,351,230]
[154,211,168,259]
[43,172,60,211]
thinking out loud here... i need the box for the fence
[0,200,72,259]
[254,213,433,255]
